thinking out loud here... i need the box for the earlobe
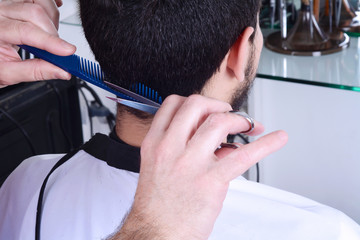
[227,27,255,82]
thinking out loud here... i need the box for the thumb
[0,59,71,85]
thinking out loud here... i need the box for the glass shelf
[257,30,360,92]
[61,11,360,92]
[60,13,81,26]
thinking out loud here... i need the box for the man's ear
[227,27,255,81]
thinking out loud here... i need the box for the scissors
[105,81,160,115]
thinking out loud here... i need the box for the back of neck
[115,111,152,148]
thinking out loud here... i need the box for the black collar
[35,130,140,240]
[81,131,140,173]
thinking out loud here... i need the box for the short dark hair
[79,0,261,101]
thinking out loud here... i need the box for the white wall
[249,78,360,223]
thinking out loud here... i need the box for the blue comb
[19,45,161,114]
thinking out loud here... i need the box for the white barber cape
[0,133,359,240]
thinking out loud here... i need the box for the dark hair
[79,0,261,102]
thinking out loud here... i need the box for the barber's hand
[0,0,76,88]
[117,95,288,240]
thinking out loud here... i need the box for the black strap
[35,148,80,240]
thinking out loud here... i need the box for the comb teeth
[131,83,163,104]
[79,56,105,82]
[78,55,162,104]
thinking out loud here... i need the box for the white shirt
[1,133,359,240]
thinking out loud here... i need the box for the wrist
[122,205,206,240]
[108,206,165,240]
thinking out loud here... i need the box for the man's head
[79,0,262,116]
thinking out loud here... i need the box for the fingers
[0,17,75,56]
[0,2,58,35]
[33,0,59,29]
[0,1,76,86]
[187,112,265,157]
[241,118,264,136]
[0,59,71,85]
[215,130,288,182]
[5,0,60,29]
[164,95,233,150]
[142,95,232,166]
[0,1,75,55]
[55,0,63,7]
[141,95,186,165]
[145,95,186,138]
[143,94,268,173]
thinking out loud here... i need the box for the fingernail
[56,71,71,80]
[57,0,63,7]
[61,40,75,51]
[277,130,288,142]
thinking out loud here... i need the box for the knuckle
[16,22,33,39]
[30,4,46,18]
[141,137,171,164]
[182,94,206,111]
[163,94,182,106]
[0,65,11,86]
[154,140,169,157]
[40,1,60,23]
[206,113,227,127]
[44,33,57,44]
[151,141,170,164]
[32,59,45,80]
[224,102,232,110]
[186,94,203,105]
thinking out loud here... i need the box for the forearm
[107,208,165,240]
